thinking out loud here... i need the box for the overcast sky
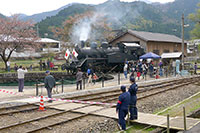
[1,0,175,16]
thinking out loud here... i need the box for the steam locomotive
[61,41,144,73]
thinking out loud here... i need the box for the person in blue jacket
[116,85,130,131]
[128,76,138,120]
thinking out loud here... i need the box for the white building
[187,39,200,54]
[3,37,61,58]
[36,38,61,52]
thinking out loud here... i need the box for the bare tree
[0,15,38,70]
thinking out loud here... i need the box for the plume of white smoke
[71,14,98,43]
[70,0,142,43]
[79,21,91,41]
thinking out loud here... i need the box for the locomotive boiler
[62,41,144,73]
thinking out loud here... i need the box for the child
[136,71,141,80]
[92,73,98,85]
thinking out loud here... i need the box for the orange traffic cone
[38,95,46,111]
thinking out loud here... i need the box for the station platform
[46,102,200,131]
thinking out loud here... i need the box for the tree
[0,15,38,70]
[188,3,200,39]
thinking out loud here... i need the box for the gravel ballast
[138,84,200,113]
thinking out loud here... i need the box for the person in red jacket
[50,62,54,70]
[116,85,130,131]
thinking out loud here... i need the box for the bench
[35,82,61,96]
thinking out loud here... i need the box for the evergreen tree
[188,3,200,39]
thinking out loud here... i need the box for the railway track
[0,102,110,133]
[100,77,199,104]
[63,79,182,102]
[0,76,199,132]
[0,104,39,116]
[67,76,199,103]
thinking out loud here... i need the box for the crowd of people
[5,58,55,72]
[76,67,99,90]
[39,59,55,71]
[122,59,200,80]
[123,60,160,80]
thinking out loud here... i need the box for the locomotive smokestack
[90,42,97,49]
[81,40,85,48]
[101,42,109,49]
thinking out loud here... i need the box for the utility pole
[181,14,184,70]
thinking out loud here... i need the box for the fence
[33,67,197,96]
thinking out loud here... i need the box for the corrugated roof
[128,30,182,43]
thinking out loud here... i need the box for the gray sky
[1,0,175,16]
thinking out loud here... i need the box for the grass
[189,104,200,113]
[0,58,65,73]
[115,123,156,133]
[126,125,155,133]
[0,69,65,73]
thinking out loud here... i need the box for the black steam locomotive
[61,41,144,73]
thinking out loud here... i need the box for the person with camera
[17,65,28,92]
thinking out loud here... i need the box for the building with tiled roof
[109,30,187,56]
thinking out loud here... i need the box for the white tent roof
[161,52,182,59]
[123,43,140,47]
[36,38,60,43]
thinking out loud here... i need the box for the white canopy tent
[161,52,182,59]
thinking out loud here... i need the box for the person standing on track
[116,85,130,131]
[44,70,56,103]
[128,76,138,120]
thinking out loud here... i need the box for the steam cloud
[71,14,98,43]
[79,22,91,41]
[70,0,141,43]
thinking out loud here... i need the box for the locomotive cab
[107,42,143,64]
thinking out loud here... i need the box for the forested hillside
[37,4,94,39]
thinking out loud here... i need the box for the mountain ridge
[15,3,76,23]
[0,0,172,22]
